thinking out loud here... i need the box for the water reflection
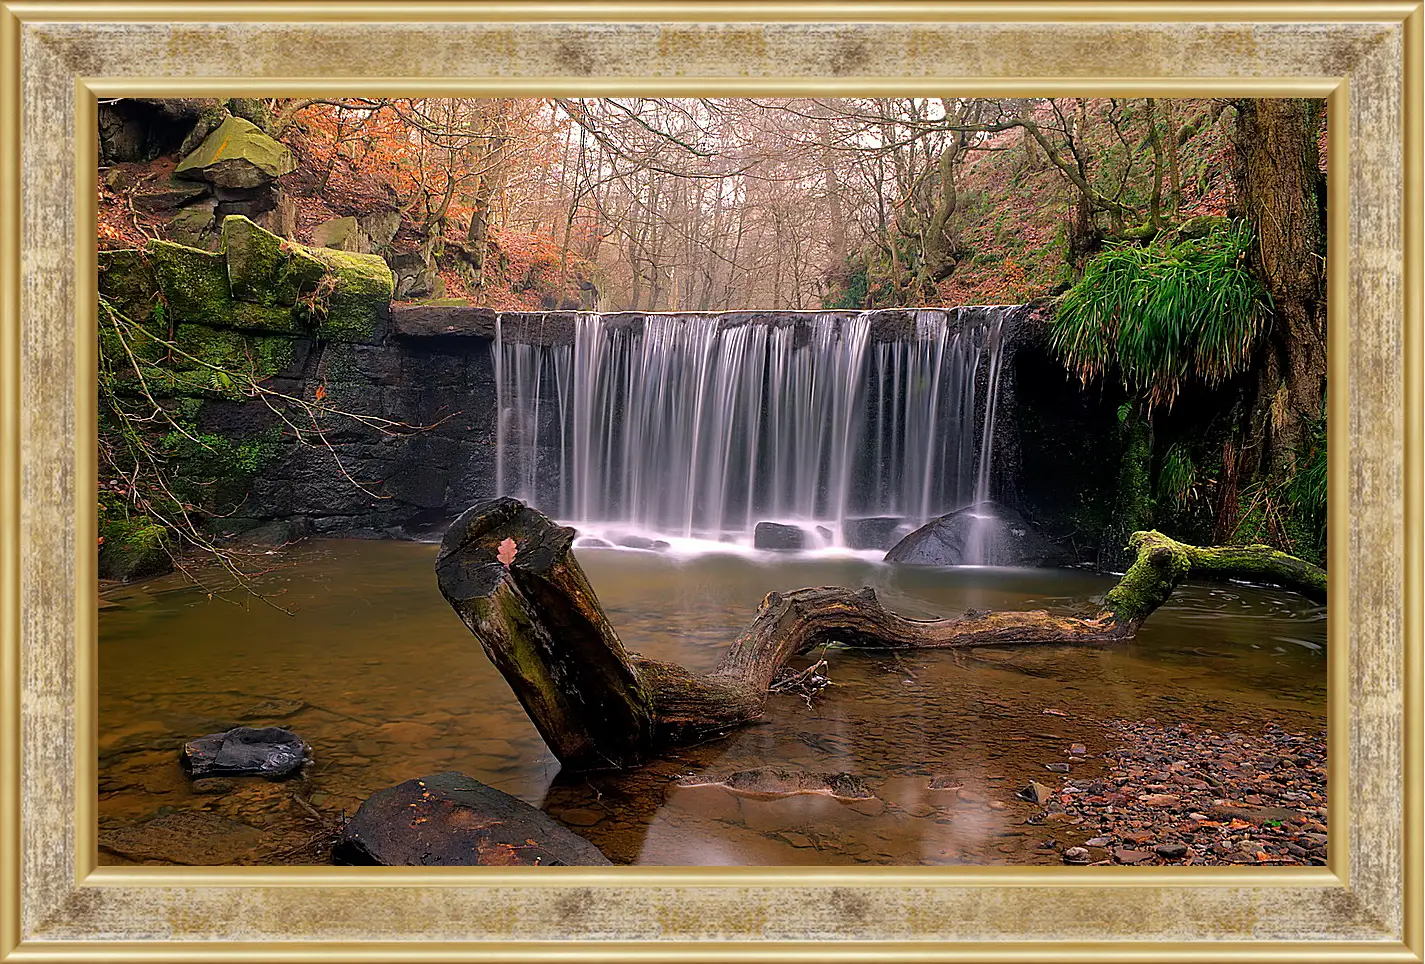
[98,539,1325,865]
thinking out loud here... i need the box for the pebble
[1062,846,1091,864]
[1043,719,1327,867]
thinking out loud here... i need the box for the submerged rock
[99,810,265,865]
[884,501,1069,567]
[333,772,611,866]
[677,766,873,801]
[753,522,807,550]
[180,726,308,779]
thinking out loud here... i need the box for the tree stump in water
[436,497,1325,772]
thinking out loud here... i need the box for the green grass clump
[1049,221,1272,409]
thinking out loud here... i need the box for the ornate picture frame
[1,2,1419,959]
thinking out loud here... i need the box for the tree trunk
[1232,98,1328,476]
[437,499,1325,773]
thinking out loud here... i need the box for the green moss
[309,248,394,343]
[97,491,172,582]
[126,325,297,398]
[221,215,325,316]
[97,249,161,325]
[175,115,295,187]
[146,239,235,326]
[1099,405,1155,569]
[160,427,280,509]
[1102,530,1192,627]
[173,324,294,375]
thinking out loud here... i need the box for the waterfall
[492,307,1017,549]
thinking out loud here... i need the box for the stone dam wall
[99,214,1116,550]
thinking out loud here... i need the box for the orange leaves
[314,383,327,403]
[497,537,517,566]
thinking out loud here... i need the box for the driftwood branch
[436,499,1325,772]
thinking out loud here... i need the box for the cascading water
[493,306,1017,551]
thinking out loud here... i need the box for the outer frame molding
[0,3,1418,961]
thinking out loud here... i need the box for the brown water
[98,540,1326,866]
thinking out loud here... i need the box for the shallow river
[98,539,1326,866]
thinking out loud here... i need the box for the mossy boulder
[97,249,160,324]
[163,204,220,250]
[221,215,325,321]
[145,240,234,326]
[175,116,296,190]
[98,493,172,582]
[309,248,394,343]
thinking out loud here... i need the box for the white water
[493,307,1017,551]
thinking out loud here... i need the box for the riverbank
[1045,718,1328,866]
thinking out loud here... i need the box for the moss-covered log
[436,500,1326,772]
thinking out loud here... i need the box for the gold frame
[1,2,1419,960]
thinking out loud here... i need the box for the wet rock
[613,534,670,551]
[1154,842,1189,859]
[1062,846,1091,864]
[1044,762,1071,773]
[1018,780,1054,805]
[1068,743,1087,756]
[333,772,611,866]
[191,778,235,795]
[181,726,307,779]
[99,811,266,864]
[884,501,1070,567]
[754,522,807,550]
[842,516,904,550]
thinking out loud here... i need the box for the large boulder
[389,248,439,299]
[884,501,1070,567]
[180,726,308,779]
[333,772,612,866]
[307,247,395,342]
[221,215,325,309]
[312,216,369,253]
[175,116,296,190]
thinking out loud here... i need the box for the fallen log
[435,498,1325,772]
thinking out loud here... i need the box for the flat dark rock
[754,521,807,550]
[333,771,612,866]
[180,725,308,779]
[884,501,1070,567]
